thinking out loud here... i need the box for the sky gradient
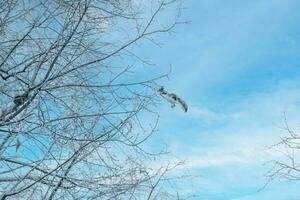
[141,0,300,199]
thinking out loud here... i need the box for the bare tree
[267,114,300,185]
[0,0,188,199]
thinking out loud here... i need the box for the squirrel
[158,86,188,112]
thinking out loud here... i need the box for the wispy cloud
[187,105,242,122]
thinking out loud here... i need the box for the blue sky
[138,0,300,199]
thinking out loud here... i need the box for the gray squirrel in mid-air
[158,86,188,112]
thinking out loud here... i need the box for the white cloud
[188,105,242,122]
